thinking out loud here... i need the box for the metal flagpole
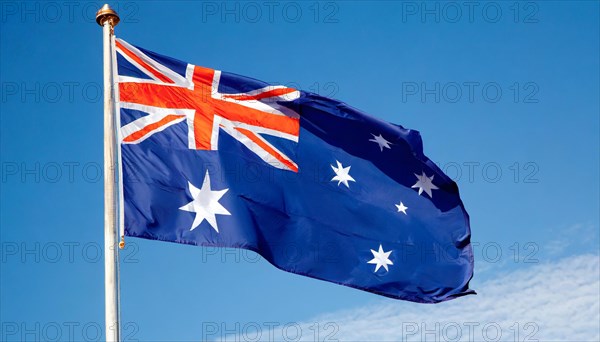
[96,4,121,342]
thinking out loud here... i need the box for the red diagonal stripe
[235,127,298,172]
[116,40,174,84]
[221,87,297,101]
[217,100,299,137]
[123,114,184,143]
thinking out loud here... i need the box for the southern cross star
[179,170,231,233]
[411,171,439,198]
[368,244,394,272]
[369,133,392,151]
[331,160,356,188]
[395,202,408,214]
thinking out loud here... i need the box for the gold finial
[119,236,125,249]
[96,4,120,27]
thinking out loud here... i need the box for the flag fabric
[115,38,475,303]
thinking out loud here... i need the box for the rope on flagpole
[96,4,121,342]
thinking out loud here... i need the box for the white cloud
[544,223,599,257]
[244,254,599,341]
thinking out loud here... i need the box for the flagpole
[96,4,121,342]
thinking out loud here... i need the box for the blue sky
[1,1,598,341]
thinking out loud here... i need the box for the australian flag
[115,38,475,303]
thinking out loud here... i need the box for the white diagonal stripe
[119,103,194,144]
[215,94,300,118]
[116,38,193,88]
[217,116,297,171]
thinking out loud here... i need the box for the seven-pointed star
[367,244,394,272]
[395,201,408,214]
[179,170,231,233]
[369,133,392,151]
[331,160,356,188]
[411,171,439,198]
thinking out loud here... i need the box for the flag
[115,38,475,303]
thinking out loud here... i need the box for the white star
[411,171,439,198]
[369,133,392,151]
[367,244,394,272]
[331,160,355,188]
[179,171,231,233]
[395,202,408,214]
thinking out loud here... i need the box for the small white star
[411,172,439,198]
[367,244,394,272]
[395,202,408,214]
[179,170,231,233]
[369,134,392,151]
[331,160,355,188]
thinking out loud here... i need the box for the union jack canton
[116,38,300,172]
